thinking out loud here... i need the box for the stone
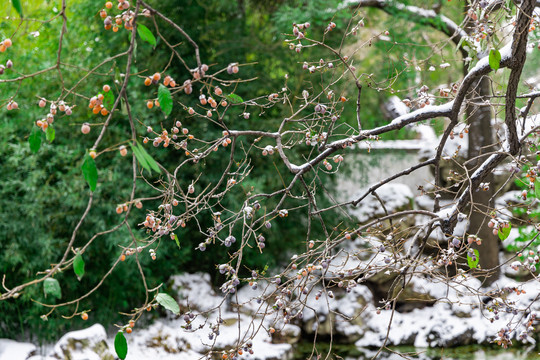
[0,339,37,360]
[349,183,414,224]
[50,324,114,360]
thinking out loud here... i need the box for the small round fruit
[89,150,97,159]
[81,313,89,321]
[105,1,113,9]
[144,77,151,86]
[152,72,161,81]
[125,327,132,334]
[81,123,91,134]
[147,101,154,109]
[120,254,126,261]
[3,39,12,48]
[116,206,123,214]
[103,84,110,92]
[135,201,143,209]
[129,320,135,328]
[119,145,127,156]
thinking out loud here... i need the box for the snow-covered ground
[1,268,538,360]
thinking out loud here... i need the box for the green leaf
[81,153,98,192]
[43,278,61,299]
[173,234,180,248]
[11,0,23,17]
[29,127,42,153]
[158,84,173,116]
[46,126,55,143]
[114,331,128,360]
[467,249,480,269]
[130,143,151,172]
[120,96,128,116]
[73,252,85,281]
[137,24,157,47]
[498,224,511,241]
[535,180,540,199]
[133,35,138,60]
[136,142,161,173]
[101,91,115,111]
[226,93,243,104]
[156,292,180,314]
[455,37,465,53]
[489,49,501,71]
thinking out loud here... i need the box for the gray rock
[51,324,114,360]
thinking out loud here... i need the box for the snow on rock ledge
[51,323,114,360]
[356,275,540,348]
[0,339,37,360]
[117,315,294,360]
[350,183,413,223]
[170,272,224,313]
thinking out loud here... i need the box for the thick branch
[442,0,535,233]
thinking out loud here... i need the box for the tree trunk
[465,75,500,284]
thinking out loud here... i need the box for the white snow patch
[356,275,540,348]
[351,183,413,222]
[170,272,224,312]
[51,323,112,360]
[0,339,37,360]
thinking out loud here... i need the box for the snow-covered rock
[270,324,301,345]
[115,313,293,360]
[51,323,114,360]
[350,183,413,223]
[301,283,372,342]
[112,272,296,360]
[234,282,278,315]
[170,272,224,313]
[356,275,540,348]
[0,339,37,360]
